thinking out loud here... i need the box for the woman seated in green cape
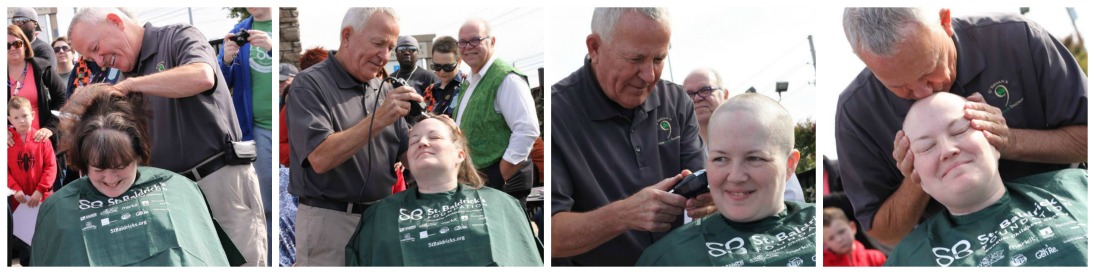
[346,115,542,266]
[31,86,239,266]
[883,92,1086,267]
[637,94,817,267]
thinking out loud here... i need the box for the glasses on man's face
[11,17,35,25]
[396,46,417,55]
[7,40,24,50]
[53,45,71,53]
[457,36,490,48]
[686,86,719,99]
[431,63,457,72]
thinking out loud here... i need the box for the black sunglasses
[7,40,25,50]
[686,86,719,99]
[53,45,71,53]
[396,46,417,54]
[11,17,35,25]
[431,63,457,72]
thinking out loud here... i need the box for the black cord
[356,83,383,203]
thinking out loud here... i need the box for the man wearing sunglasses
[10,7,57,67]
[426,36,464,116]
[453,18,540,201]
[391,35,438,96]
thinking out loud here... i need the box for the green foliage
[794,119,816,174]
[225,7,250,23]
[1062,34,1087,75]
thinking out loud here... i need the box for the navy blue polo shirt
[551,58,706,266]
[835,13,1088,231]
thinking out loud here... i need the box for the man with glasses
[551,8,712,266]
[425,36,464,116]
[392,35,438,95]
[10,7,57,66]
[453,18,539,198]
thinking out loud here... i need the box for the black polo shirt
[128,23,242,173]
[551,58,706,266]
[286,57,409,204]
[835,13,1087,231]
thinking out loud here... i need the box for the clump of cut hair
[60,84,151,172]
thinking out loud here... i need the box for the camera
[669,170,709,199]
[232,29,250,46]
[384,77,426,120]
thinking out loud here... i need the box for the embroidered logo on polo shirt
[156,62,166,72]
[987,80,1023,113]
[657,117,680,145]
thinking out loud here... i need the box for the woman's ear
[786,149,801,179]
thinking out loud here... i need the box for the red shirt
[824,240,887,266]
[7,127,56,210]
[279,108,289,166]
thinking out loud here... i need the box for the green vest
[454,59,527,169]
[31,167,240,266]
[885,169,1088,266]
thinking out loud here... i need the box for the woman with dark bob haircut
[30,85,242,266]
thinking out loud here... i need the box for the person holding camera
[550,8,712,266]
[452,18,539,200]
[636,93,816,266]
[218,7,275,265]
[285,7,423,266]
[65,7,267,266]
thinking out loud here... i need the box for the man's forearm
[1005,125,1086,163]
[307,114,387,174]
[866,176,932,246]
[117,62,216,98]
[552,203,629,258]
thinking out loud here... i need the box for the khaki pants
[293,204,361,266]
[197,164,268,266]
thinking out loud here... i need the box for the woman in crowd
[7,24,64,148]
[51,36,75,88]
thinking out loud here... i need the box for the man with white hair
[551,7,711,266]
[286,7,422,266]
[835,8,1087,247]
[683,68,805,203]
[453,18,540,197]
[66,7,266,266]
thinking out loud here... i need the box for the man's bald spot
[684,68,722,87]
[461,18,491,36]
[711,93,795,154]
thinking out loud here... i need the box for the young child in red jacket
[823,207,886,266]
[8,96,57,210]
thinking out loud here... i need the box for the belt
[299,197,376,214]
[181,152,228,182]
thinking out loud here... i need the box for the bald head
[711,93,795,155]
[684,68,723,88]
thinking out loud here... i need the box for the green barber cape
[637,201,817,266]
[31,167,239,266]
[885,169,1088,266]
[346,184,543,266]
